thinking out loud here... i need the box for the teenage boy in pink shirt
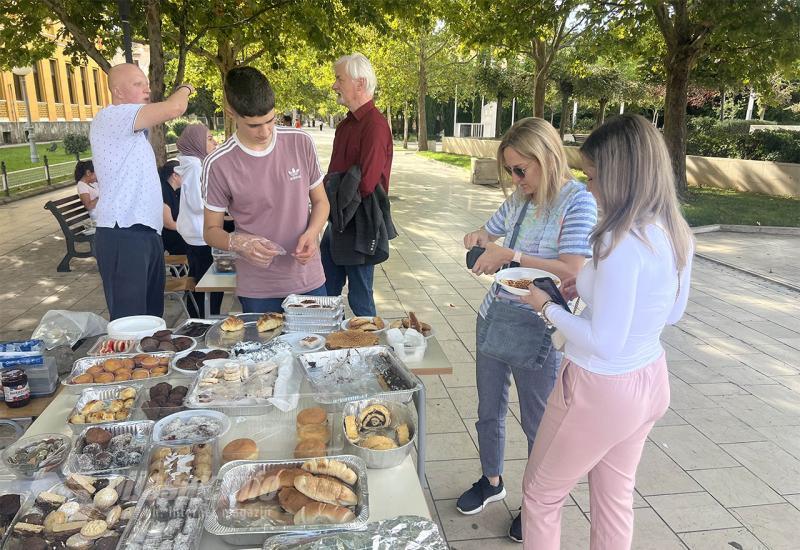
[202,67,330,313]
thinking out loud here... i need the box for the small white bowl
[108,315,167,340]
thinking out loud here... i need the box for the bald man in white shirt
[90,64,195,319]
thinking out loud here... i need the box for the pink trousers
[522,354,669,550]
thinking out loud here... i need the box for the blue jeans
[320,230,376,316]
[475,314,560,477]
[238,285,327,314]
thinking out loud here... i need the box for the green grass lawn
[0,142,92,172]
[418,151,800,228]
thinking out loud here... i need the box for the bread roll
[256,313,283,332]
[301,458,358,485]
[223,438,258,462]
[294,439,326,459]
[296,407,327,427]
[293,474,357,506]
[293,502,356,525]
[297,424,330,444]
[278,487,313,514]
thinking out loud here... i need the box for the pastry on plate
[390,311,432,337]
[348,316,385,332]
[256,313,284,332]
[221,316,244,332]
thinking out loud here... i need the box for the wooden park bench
[43,194,95,272]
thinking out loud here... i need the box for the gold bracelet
[539,300,556,326]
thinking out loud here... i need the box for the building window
[12,74,24,101]
[65,63,76,104]
[80,66,90,105]
[49,59,62,103]
[92,68,101,105]
[31,63,45,102]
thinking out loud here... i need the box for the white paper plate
[107,315,166,340]
[277,332,326,354]
[341,317,388,334]
[494,267,560,296]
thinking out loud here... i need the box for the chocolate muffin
[205,350,229,360]
[157,341,177,352]
[153,329,173,341]
[149,382,171,400]
[172,337,193,351]
[84,427,112,448]
[139,337,160,352]
[176,356,199,371]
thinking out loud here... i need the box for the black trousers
[95,225,165,320]
[186,244,223,317]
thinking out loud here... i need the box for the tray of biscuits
[64,352,174,389]
[205,455,368,544]
[2,473,139,550]
[67,385,141,430]
[205,313,284,350]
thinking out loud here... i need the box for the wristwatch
[512,250,522,264]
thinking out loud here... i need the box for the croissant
[294,474,358,506]
[301,458,358,485]
[256,313,283,332]
[396,423,411,446]
[293,502,356,525]
[221,315,244,331]
[236,468,309,502]
[359,435,398,450]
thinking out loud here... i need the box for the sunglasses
[503,162,533,179]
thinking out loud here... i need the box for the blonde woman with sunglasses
[520,114,694,549]
[459,117,597,543]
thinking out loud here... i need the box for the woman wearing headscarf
[175,123,221,317]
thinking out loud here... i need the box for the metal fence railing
[0,144,178,196]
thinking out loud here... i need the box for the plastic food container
[342,399,416,469]
[66,420,153,475]
[205,455,369,545]
[108,315,167,340]
[67,384,142,431]
[212,247,237,274]
[152,409,231,446]
[87,336,139,356]
[117,484,210,550]
[1,432,71,479]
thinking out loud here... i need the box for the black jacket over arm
[324,165,397,266]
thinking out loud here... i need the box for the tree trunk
[495,95,503,136]
[145,0,167,166]
[416,38,429,152]
[386,105,392,136]
[531,39,548,118]
[559,92,570,138]
[597,98,608,127]
[719,88,726,121]
[215,41,238,139]
[663,54,692,196]
[403,102,410,149]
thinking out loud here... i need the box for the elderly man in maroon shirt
[321,53,394,316]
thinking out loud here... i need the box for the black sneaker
[456,476,506,515]
[508,512,522,543]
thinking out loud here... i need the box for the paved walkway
[1,129,800,548]
[695,231,800,290]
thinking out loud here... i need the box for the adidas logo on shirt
[288,167,301,181]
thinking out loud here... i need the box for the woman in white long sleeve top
[175,123,220,316]
[520,114,694,550]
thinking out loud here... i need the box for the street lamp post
[11,67,39,163]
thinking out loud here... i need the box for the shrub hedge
[686,118,799,163]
